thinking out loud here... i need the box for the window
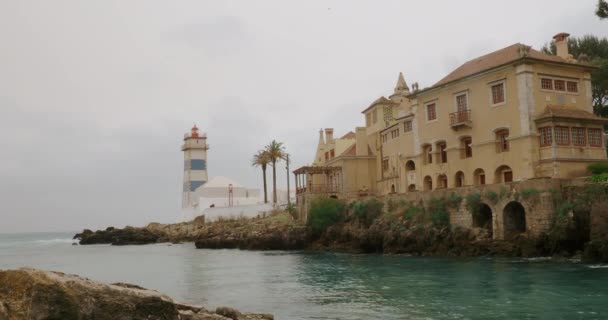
[462,137,472,158]
[554,79,566,91]
[325,152,329,161]
[330,149,335,158]
[567,81,578,93]
[456,94,468,112]
[372,109,377,124]
[391,128,399,139]
[541,78,553,90]
[382,158,389,171]
[572,127,586,146]
[491,82,505,105]
[383,106,394,122]
[365,113,371,127]
[426,103,437,121]
[382,133,388,143]
[403,121,412,132]
[555,126,570,145]
[497,130,509,152]
[539,127,553,147]
[589,128,603,147]
[423,145,433,164]
[438,142,447,163]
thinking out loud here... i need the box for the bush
[466,192,482,217]
[286,203,297,220]
[446,193,463,208]
[521,188,540,200]
[308,197,346,235]
[589,173,608,183]
[484,191,499,204]
[588,162,608,174]
[403,205,424,220]
[353,198,384,226]
[428,197,450,228]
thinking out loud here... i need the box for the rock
[216,306,241,319]
[0,268,273,320]
[74,226,160,245]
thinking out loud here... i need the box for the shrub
[484,191,499,204]
[446,193,463,208]
[353,198,384,226]
[589,173,608,183]
[588,162,608,175]
[428,197,450,228]
[521,188,540,200]
[404,205,424,220]
[308,197,346,235]
[499,186,509,201]
[466,192,482,217]
[286,203,297,220]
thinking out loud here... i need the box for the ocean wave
[587,264,608,269]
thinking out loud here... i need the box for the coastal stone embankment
[0,268,273,320]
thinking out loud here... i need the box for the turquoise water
[1,232,607,319]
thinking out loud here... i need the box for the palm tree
[251,150,270,204]
[265,140,285,204]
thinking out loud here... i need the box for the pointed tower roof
[394,72,409,94]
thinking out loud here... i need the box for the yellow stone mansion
[294,33,608,200]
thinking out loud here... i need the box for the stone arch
[406,160,416,171]
[437,174,448,189]
[423,176,433,191]
[454,171,465,187]
[473,203,493,238]
[408,184,416,192]
[503,201,526,240]
[473,168,486,185]
[391,184,396,193]
[494,165,513,183]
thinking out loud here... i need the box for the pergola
[293,166,342,195]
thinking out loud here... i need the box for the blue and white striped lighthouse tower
[181,125,209,210]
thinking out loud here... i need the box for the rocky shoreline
[0,268,273,320]
[73,209,608,263]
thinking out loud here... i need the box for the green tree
[598,0,608,19]
[265,140,286,204]
[251,150,270,204]
[542,35,608,116]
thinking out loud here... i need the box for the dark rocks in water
[194,226,311,251]
[73,226,160,245]
[0,268,273,320]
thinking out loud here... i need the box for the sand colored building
[295,33,607,203]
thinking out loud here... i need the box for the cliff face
[0,268,273,320]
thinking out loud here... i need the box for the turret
[390,72,410,100]
[181,125,209,210]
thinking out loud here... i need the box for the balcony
[449,110,472,129]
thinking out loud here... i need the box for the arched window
[495,165,513,183]
[455,171,465,187]
[406,160,416,171]
[437,174,448,189]
[423,176,433,191]
[474,168,486,186]
[408,184,416,192]
[436,141,447,163]
[391,184,396,193]
[496,129,509,152]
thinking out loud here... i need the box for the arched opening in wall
[473,203,493,238]
[406,160,416,171]
[422,144,433,164]
[473,168,486,186]
[437,174,448,189]
[460,136,473,159]
[494,165,513,183]
[423,176,433,191]
[329,195,338,199]
[503,201,526,240]
[391,184,396,193]
[436,141,448,163]
[455,171,465,187]
[408,184,416,192]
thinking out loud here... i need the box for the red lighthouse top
[191,125,199,138]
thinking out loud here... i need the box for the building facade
[295,33,607,201]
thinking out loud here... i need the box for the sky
[1,0,606,233]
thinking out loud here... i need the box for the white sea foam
[587,264,608,269]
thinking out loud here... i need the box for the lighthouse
[181,125,209,211]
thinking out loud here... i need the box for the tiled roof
[535,105,608,123]
[340,131,356,140]
[433,44,572,88]
[339,143,357,157]
[361,96,398,114]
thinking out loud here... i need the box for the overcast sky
[1,1,606,233]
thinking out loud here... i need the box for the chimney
[324,128,334,145]
[553,32,571,60]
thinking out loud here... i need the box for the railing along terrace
[296,184,341,195]
[449,110,471,126]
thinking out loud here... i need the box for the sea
[1,232,607,320]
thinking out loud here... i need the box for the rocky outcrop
[194,225,310,250]
[74,226,161,245]
[0,268,273,320]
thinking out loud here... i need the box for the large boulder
[74,226,161,245]
[0,268,272,320]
